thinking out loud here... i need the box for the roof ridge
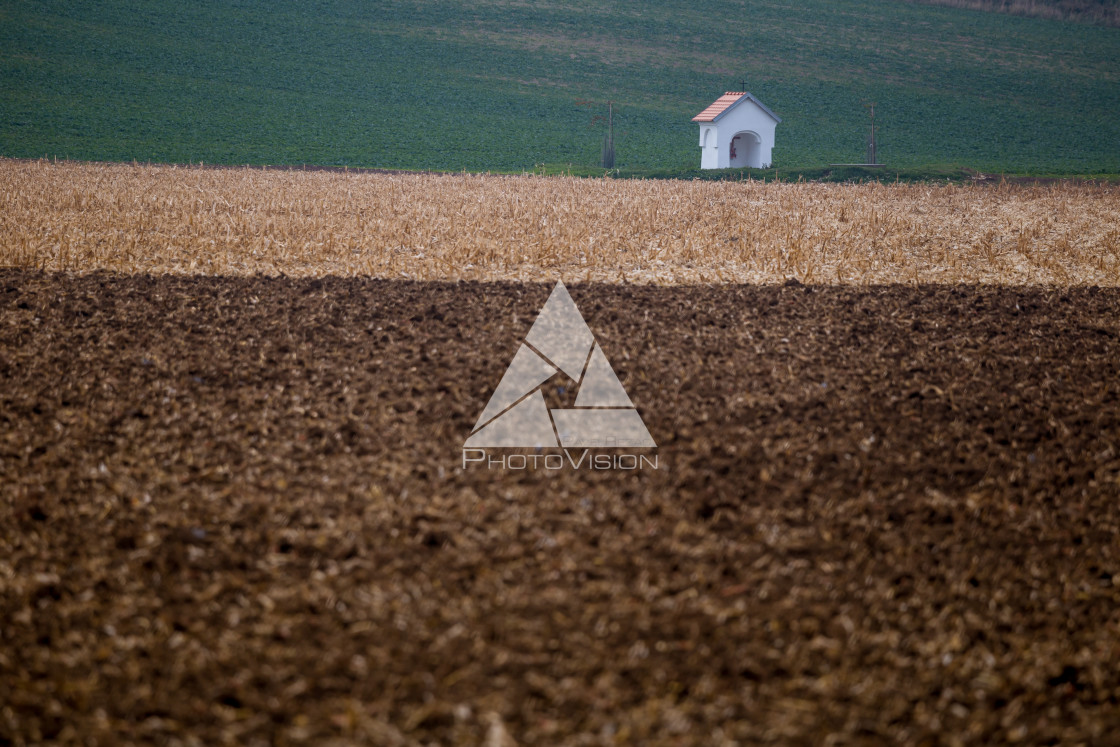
[692,91,781,124]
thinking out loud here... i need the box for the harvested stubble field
[2,161,1120,745]
[1,159,1119,285]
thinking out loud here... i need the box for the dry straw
[2,158,1118,285]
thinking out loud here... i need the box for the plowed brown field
[3,270,1119,745]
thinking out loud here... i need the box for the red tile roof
[692,92,746,122]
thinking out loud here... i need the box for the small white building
[692,91,780,169]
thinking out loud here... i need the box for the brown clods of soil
[2,271,1119,744]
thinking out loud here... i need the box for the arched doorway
[729,130,762,168]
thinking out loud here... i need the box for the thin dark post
[865,102,878,165]
[600,101,615,169]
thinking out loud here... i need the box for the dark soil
[2,271,1119,745]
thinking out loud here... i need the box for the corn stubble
[2,159,1118,285]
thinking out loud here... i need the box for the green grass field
[2,0,1118,174]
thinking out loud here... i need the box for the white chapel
[692,91,780,169]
